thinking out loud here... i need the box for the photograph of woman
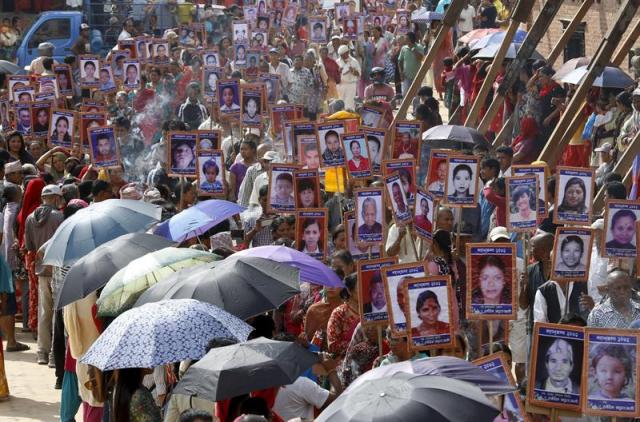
[427,158,447,196]
[54,65,72,94]
[203,68,220,98]
[80,59,98,85]
[410,289,450,337]
[49,112,74,147]
[510,185,535,222]
[414,191,433,238]
[123,62,140,88]
[605,207,638,255]
[346,137,370,177]
[556,235,587,273]
[473,256,511,306]
[297,215,326,258]
[507,176,538,231]
[467,243,516,320]
[31,104,50,136]
[557,177,588,214]
[446,162,476,205]
[555,169,593,224]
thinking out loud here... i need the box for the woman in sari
[327,273,360,362]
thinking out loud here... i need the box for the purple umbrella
[154,200,246,243]
[230,245,344,288]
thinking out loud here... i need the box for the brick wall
[530,0,640,72]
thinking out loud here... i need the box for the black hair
[248,314,276,340]
[432,229,452,264]
[415,289,440,314]
[559,313,587,327]
[258,184,269,198]
[239,397,270,419]
[610,209,637,230]
[63,202,85,219]
[91,179,111,197]
[406,31,417,43]
[113,367,144,421]
[205,337,238,352]
[297,178,315,193]
[452,164,472,179]
[113,115,131,130]
[495,146,514,157]
[480,157,500,175]
[603,172,623,185]
[179,409,214,422]
[605,181,627,200]
[561,235,584,254]
[340,273,358,300]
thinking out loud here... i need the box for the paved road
[1,326,81,421]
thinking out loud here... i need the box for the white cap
[262,151,280,161]
[337,45,349,56]
[4,161,22,175]
[41,184,62,197]
[594,142,612,153]
[489,226,510,242]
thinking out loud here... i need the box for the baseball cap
[594,143,612,153]
[489,226,510,242]
[41,184,63,197]
[80,23,90,30]
[269,47,279,54]
[262,151,280,161]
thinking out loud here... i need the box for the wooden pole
[464,0,534,127]
[611,18,640,66]
[546,0,594,66]
[491,112,514,147]
[406,225,420,262]
[476,0,566,134]
[538,0,640,167]
[550,408,559,422]
[593,130,640,211]
[377,325,384,357]
[391,0,465,123]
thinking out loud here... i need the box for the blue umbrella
[560,65,635,89]
[230,245,344,288]
[470,29,528,50]
[80,299,253,370]
[435,0,451,13]
[43,199,162,266]
[411,9,443,24]
[154,199,246,242]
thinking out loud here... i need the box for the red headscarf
[17,178,45,247]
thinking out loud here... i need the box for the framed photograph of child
[48,109,76,148]
[582,328,640,417]
[355,187,385,245]
[474,353,527,421]
[360,105,384,129]
[345,211,381,260]
[384,172,412,224]
[405,276,454,350]
[241,86,263,128]
[554,166,594,226]
[203,50,221,67]
[294,169,321,209]
[550,227,593,282]
[218,79,241,115]
[297,136,321,170]
[602,200,640,258]
[203,66,223,101]
[88,125,121,168]
[358,257,397,326]
[296,208,328,259]
[309,16,328,44]
[53,64,74,96]
[79,55,100,88]
[383,159,416,205]
[80,112,107,146]
[512,163,548,217]
[506,175,538,233]
[363,128,385,175]
[167,132,197,177]
[98,64,117,93]
[268,164,299,213]
[391,121,421,161]
[256,14,270,32]
[382,262,428,337]
[197,130,221,150]
[196,149,225,197]
[343,132,372,179]
[414,188,435,241]
[335,2,350,21]
[528,322,585,412]
[465,242,516,320]
[316,122,346,167]
[444,155,479,207]
[292,121,316,160]
[282,4,299,26]
[30,101,52,138]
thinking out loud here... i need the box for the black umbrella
[317,373,499,422]
[172,337,319,402]
[422,124,489,149]
[133,256,301,319]
[55,233,174,309]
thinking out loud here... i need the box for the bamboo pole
[546,0,594,66]
[392,0,465,123]
[538,0,640,167]
[491,112,514,147]
[464,0,534,127]
[611,18,640,66]
[476,0,566,134]
[593,130,640,211]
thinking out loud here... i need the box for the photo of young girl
[445,155,479,207]
[294,170,321,209]
[196,150,225,196]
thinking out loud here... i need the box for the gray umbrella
[422,124,489,149]
[133,256,301,320]
[317,373,499,422]
[0,60,24,75]
[55,233,174,309]
[172,337,319,402]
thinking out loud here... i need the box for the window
[560,20,586,62]
[28,18,71,48]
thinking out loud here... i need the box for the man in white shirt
[268,48,291,100]
[118,18,135,41]
[336,45,361,110]
[273,376,331,421]
[458,2,476,35]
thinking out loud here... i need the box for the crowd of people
[0,0,639,421]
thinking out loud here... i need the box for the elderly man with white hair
[336,44,360,111]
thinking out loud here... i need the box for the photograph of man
[271,172,295,207]
[311,21,326,43]
[171,138,196,172]
[99,67,116,91]
[395,130,417,159]
[363,273,387,314]
[155,44,169,61]
[390,181,409,218]
[535,339,579,395]
[301,143,320,170]
[92,132,118,163]
[414,194,433,234]
[358,197,382,237]
[205,53,219,66]
[124,63,140,87]
[16,107,31,135]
